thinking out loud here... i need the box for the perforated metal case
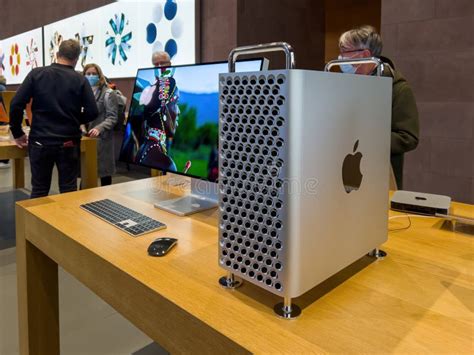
[218,69,392,298]
[219,71,290,293]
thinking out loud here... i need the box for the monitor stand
[154,178,218,216]
[165,174,190,187]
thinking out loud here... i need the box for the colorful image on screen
[119,60,263,182]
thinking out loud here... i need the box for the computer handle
[324,57,385,76]
[228,42,296,72]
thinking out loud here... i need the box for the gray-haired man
[151,51,171,67]
[338,25,419,189]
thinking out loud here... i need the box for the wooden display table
[0,139,28,188]
[0,137,98,189]
[16,177,473,354]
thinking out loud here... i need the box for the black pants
[29,143,80,199]
[101,176,112,186]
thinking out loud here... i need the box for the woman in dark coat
[82,63,119,186]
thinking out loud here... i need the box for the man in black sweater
[10,40,98,198]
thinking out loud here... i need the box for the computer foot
[368,248,387,259]
[274,297,301,319]
[219,273,242,289]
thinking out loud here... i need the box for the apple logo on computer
[342,140,363,193]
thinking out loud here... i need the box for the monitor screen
[119,59,264,182]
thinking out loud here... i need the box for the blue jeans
[28,142,80,198]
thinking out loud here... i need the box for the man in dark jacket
[338,25,419,189]
[10,39,98,198]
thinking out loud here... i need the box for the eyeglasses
[339,49,366,59]
[153,61,171,67]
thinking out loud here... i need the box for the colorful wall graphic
[0,28,43,85]
[43,0,196,78]
[44,18,99,72]
[0,1,195,84]
[25,38,40,70]
[0,49,5,76]
[105,12,133,66]
[9,43,21,76]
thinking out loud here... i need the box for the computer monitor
[119,59,266,215]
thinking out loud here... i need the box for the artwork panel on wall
[43,5,108,72]
[0,28,43,85]
[43,0,196,79]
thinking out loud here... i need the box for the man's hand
[88,128,100,138]
[14,134,28,148]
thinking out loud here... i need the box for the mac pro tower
[218,58,392,317]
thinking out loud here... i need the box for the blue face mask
[86,75,99,86]
[340,64,356,74]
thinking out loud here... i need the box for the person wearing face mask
[338,25,419,189]
[83,63,119,186]
[9,40,98,198]
[151,51,171,68]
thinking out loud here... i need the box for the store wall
[381,0,474,203]
[201,0,326,70]
[325,0,381,62]
[236,0,325,70]
[199,0,238,62]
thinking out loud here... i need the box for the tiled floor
[0,161,167,355]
